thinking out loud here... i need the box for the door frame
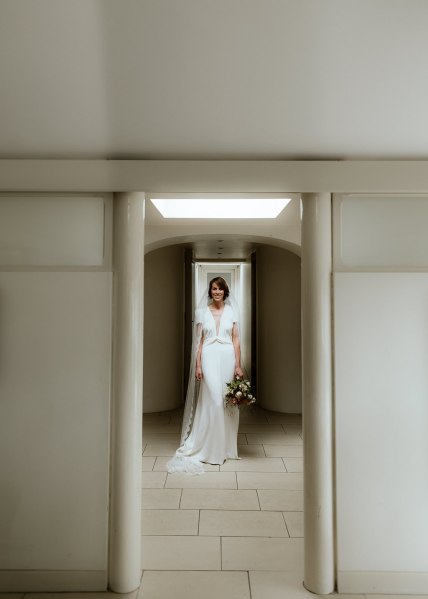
[109,192,335,593]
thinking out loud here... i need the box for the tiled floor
[139,405,309,598]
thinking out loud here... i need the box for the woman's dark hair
[208,276,230,300]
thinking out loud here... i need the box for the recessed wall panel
[0,195,105,266]
[334,195,428,270]
[0,272,112,572]
[334,272,428,592]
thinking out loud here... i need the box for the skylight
[150,198,291,219]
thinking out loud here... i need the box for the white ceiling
[1,0,428,160]
[144,195,302,259]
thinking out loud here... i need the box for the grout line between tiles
[282,511,291,537]
[256,489,262,511]
[141,409,305,583]
[247,569,253,599]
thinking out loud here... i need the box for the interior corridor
[140,405,304,598]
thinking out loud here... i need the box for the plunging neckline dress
[167,303,240,473]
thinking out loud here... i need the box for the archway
[110,193,334,594]
[143,239,302,416]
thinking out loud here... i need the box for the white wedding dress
[167,303,240,474]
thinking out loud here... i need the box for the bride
[167,277,243,475]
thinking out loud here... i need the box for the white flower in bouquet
[224,375,256,409]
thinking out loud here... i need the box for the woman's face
[211,283,224,301]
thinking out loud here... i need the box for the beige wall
[257,245,302,413]
[143,245,185,413]
[333,195,428,594]
[0,273,112,581]
[0,194,113,592]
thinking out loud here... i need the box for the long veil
[179,286,241,446]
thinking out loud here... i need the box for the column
[109,193,145,592]
[301,193,335,594]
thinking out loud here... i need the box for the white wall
[0,195,106,266]
[0,196,112,592]
[333,195,428,594]
[334,273,428,593]
[257,246,302,413]
[143,245,185,412]
[333,194,428,270]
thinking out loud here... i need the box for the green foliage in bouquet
[224,376,256,408]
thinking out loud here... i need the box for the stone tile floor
[3,406,427,598]
[139,405,306,598]
[138,407,428,599]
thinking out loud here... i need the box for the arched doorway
[143,240,302,417]
[110,193,334,594]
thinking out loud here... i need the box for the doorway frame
[195,262,241,305]
[108,191,335,593]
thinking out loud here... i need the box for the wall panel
[143,245,185,413]
[334,273,428,593]
[0,272,112,588]
[257,246,301,413]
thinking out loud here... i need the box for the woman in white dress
[167,277,243,474]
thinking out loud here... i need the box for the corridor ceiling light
[150,198,291,218]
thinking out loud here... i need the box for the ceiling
[1,0,428,161]
[2,1,427,260]
[145,195,302,259]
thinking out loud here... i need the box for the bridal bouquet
[224,376,256,408]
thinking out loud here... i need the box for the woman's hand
[235,366,244,378]
[195,365,203,380]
